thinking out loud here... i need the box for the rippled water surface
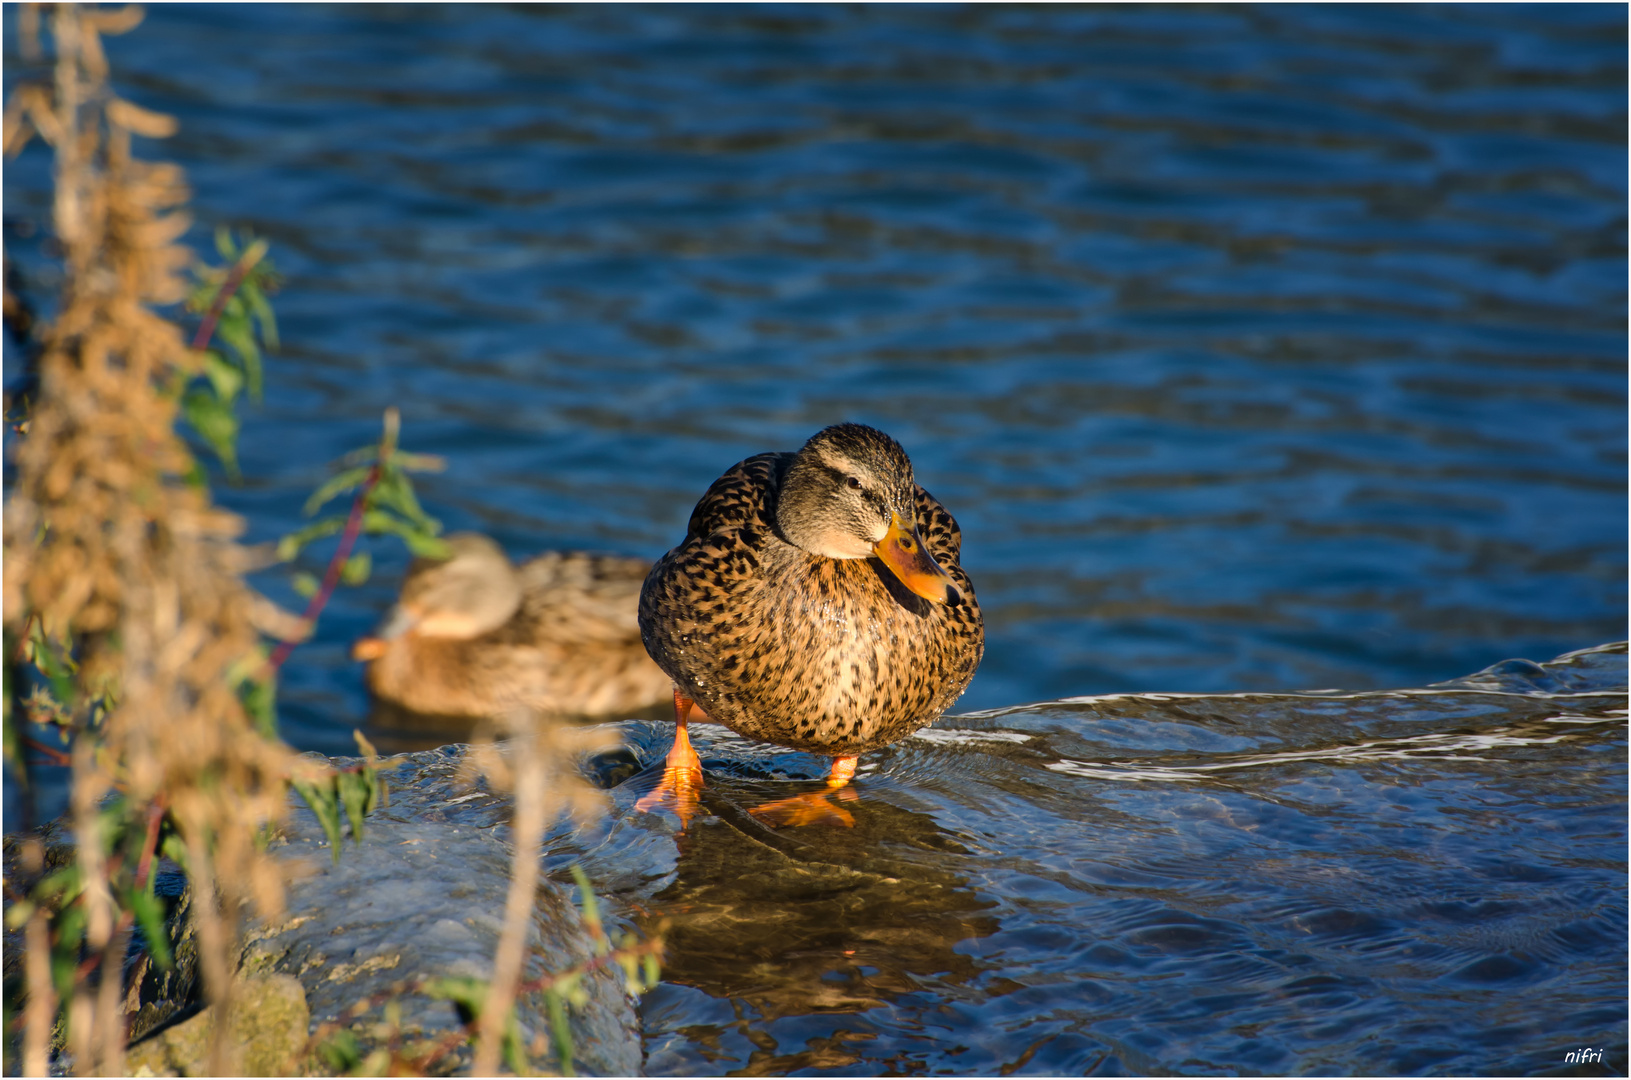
[3,4,1627,1075]
[5,4,1625,747]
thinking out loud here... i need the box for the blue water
[4,4,1626,1075]
[6,4,1624,753]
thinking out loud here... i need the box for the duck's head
[776,423,961,605]
[351,532,521,660]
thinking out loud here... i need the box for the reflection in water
[650,783,998,1022]
[360,691,680,755]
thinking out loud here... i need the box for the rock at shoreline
[125,973,307,1077]
[119,745,642,1076]
[242,747,643,1077]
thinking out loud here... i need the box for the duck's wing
[915,484,980,615]
[914,484,963,564]
[513,551,651,645]
[681,451,791,545]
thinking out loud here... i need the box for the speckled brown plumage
[639,429,984,757]
[361,541,673,719]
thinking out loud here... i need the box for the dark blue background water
[4,6,1627,1076]
[6,3,1625,757]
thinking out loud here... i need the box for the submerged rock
[238,748,642,1077]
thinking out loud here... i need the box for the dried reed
[4,5,293,1074]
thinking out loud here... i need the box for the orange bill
[351,637,389,661]
[872,511,959,604]
[350,602,419,661]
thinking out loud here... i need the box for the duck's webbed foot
[747,755,860,828]
[634,690,705,830]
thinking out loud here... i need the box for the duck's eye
[846,476,863,490]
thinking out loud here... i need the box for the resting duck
[352,532,672,719]
[637,423,984,827]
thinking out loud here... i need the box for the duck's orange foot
[748,790,856,829]
[634,688,706,829]
[634,764,704,829]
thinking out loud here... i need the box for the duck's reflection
[360,698,676,755]
[634,776,1000,1022]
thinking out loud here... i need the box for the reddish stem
[21,737,70,766]
[190,245,261,353]
[265,464,381,674]
[515,935,663,997]
[134,796,168,890]
[409,1026,476,1074]
[71,909,134,982]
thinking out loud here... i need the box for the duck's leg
[748,754,860,828]
[634,689,704,829]
[827,756,858,789]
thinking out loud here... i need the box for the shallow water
[553,643,1627,1076]
[3,5,1627,1074]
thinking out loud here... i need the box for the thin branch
[133,795,167,890]
[22,736,71,766]
[264,464,378,675]
[265,408,399,674]
[189,239,266,352]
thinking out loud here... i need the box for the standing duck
[352,532,673,719]
[637,423,983,827]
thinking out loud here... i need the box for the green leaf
[52,945,78,1001]
[55,902,87,955]
[218,320,263,402]
[292,779,344,864]
[569,865,605,954]
[641,952,659,991]
[185,277,215,316]
[317,1029,362,1072]
[302,466,374,517]
[276,517,346,561]
[388,450,447,474]
[29,627,79,714]
[340,551,371,586]
[4,900,34,931]
[182,388,240,477]
[241,277,280,351]
[547,989,575,1076]
[241,674,278,739]
[504,1011,527,1077]
[369,470,441,535]
[160,834,190,873]
[425,975,487,1016]
[290,571,320,599]
[35,865,83,907]
[358,508,415,541]
[570,865,598,921]
[214,225,237,261]
[128,888,173,970]
[239,236,270,270]
[202,350,244,405]
[338,770,367,845]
